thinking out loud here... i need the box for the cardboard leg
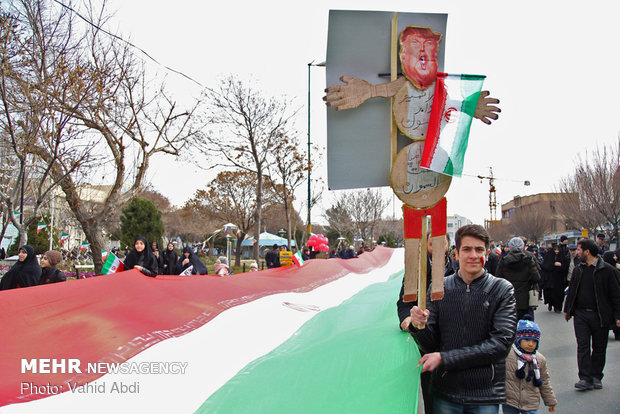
[431,235,447,300]
[403,238,420,303]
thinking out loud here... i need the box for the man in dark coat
[409,225,517,412]
[564,238,620,391]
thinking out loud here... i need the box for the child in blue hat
[504,315,557,413]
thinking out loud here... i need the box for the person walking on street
[496,237,541,321]
[409,224,517,413]
[563,238,620,391]
[541,245,568,313]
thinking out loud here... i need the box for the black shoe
[593,378,602,389]
[548,304,552,311]
[575,380,594,391]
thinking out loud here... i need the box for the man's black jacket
[564,257,620,327]
[410,271,516,405]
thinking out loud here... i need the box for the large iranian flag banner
[421,72,485,177]
[0,247,420,413]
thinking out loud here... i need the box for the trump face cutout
[399,26,442,90]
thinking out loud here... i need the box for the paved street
[531,306,620,413]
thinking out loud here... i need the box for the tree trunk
[81,222,106,274]
[235,234,243,267]
[285,198,292,251]
[253,173,263,261]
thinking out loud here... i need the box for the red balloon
[307,238,317,247]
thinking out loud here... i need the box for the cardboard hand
[473,90,501,125]
[324,76,372,111]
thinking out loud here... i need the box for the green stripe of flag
[198,270,420,413]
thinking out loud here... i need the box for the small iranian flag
[421,73,485,177]
[36,222,47,234]
[292,251,304,267]
[80,241,90,251]
[59,232,69,243]
[101,252,124,274]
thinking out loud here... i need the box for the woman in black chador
[174,246,207,275]
[541,245,567,312]
[124,236,159,277]
[162,242,179,275]
[0,245,41,290]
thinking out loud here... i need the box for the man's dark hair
[272,244,279,249]
[577,238,599,257]
[455,224,490,250]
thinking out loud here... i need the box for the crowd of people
[0,235,376,290]
[399,225,620,413]
[0,246,66,290]
[3,227,618,413]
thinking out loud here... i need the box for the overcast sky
[105,0,620,226]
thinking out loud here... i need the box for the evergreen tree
[120,198,164,249]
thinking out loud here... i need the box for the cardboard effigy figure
[325,25,500,324]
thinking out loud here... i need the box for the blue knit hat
[515,315,540,350]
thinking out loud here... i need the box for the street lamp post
[307,60,326,240]
[223,223,238,270]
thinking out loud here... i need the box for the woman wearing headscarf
[162,242,178,275]
[0,245,42,290]
[174,246,207,275]
[39,250,66,284]
[123,236,159,277]
[540,244,568,312]
[606,250,620,341]
[150,241,164,274]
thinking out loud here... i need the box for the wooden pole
[390,13,398,167]
[414,217,428,329]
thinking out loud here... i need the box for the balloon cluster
[307,234,329,253]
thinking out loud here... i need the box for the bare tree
[184,170,267,266]
[324,188,390,245]
[509,207,551,244]
[557,137,620,241]
[0,3,87,247]
[267,131,308,250]
[196,76,297,260]
[2,0,202,272]
[487,221,512,244]
[323,196,355,242]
